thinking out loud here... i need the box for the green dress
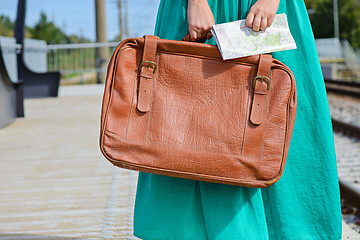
[134,0,342,239]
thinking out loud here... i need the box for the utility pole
[333,0,340,39]
[123,0,129,38]
[118,0,123,41]
[95,0,109,83]
[118,0,129,41]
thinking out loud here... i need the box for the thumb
[189,30,198,41]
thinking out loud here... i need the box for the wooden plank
[0,84,138,239]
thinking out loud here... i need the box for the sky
[0,0,160,41]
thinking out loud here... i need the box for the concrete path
[0,84,359,239]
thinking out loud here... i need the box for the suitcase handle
[182,33,207,43]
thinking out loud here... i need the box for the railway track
[325,80,360,232]
[332,119,360,226]
[325,79,360,97]
[332,119,360,138]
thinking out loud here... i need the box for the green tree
[308,0,334,39]
[68,34,91,43]
[304,0,327,9]
[0,15,14,37]
[308,0,360,48]
[338,0,360,48]
[28,11,69,44]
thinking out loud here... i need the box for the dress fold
[134,0,342,239]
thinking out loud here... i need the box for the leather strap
[250,55,272,125]
[243,54,273,157]
[137,35,159,112]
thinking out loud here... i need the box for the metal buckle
[253,76,270,90]
[139,61,157,74]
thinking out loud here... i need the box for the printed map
[211,13,297,60]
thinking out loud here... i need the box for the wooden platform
[0,84,359,239]
[0,84,138,239]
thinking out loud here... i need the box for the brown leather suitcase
[100,35,297,187]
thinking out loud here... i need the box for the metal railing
[0,43,22,53]
[316,38,360,81]
[46,42,120,83]
[337,40,360,81]
[16,39,360,84]
[342,40,360,67]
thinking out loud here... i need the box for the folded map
[210,13,297,60]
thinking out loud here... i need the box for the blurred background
[0,0,160,85]
[0,0,360,239]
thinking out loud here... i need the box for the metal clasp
[253,76,270,90]
[139,60,157,74]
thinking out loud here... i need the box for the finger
[182,33,190,41]
[189,30,198,41]
[252,15,262,32]
[260,17,267,31]
[205,31,212,40]
[267,16,275,28]
[198,30,207,40]
[245,12,255,27]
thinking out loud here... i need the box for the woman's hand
[184,0,215,41]
[245,0,280,32]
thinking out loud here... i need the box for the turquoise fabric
[133,0,342,239]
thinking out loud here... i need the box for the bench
[0,41,24,128]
